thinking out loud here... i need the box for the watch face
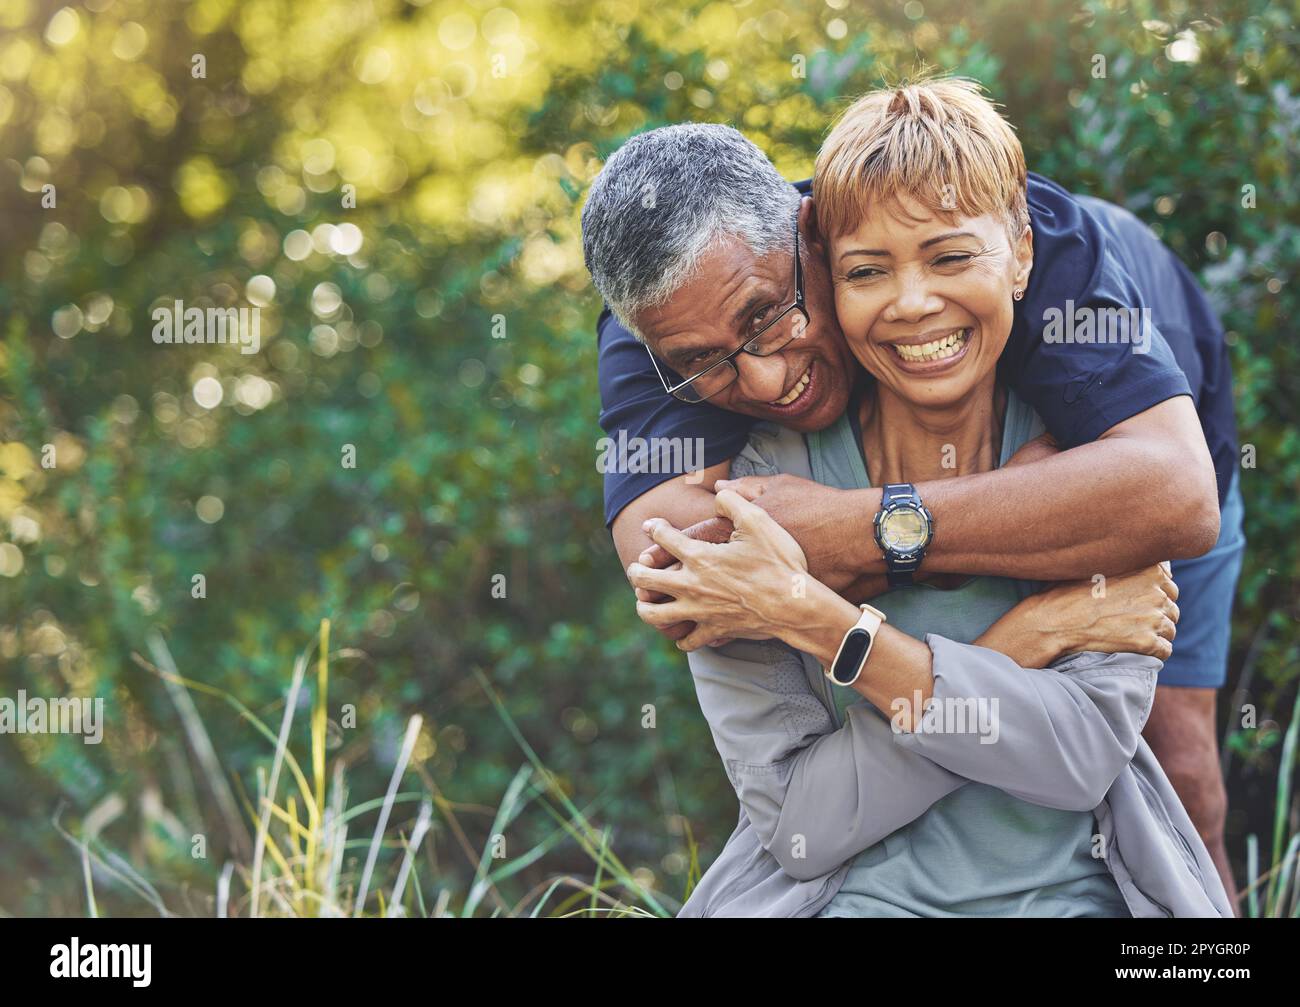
[881,507,928,552]
[832,628,873,685]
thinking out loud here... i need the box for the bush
[0,0,1294,915]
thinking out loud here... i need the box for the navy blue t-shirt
[596,172,1236,525]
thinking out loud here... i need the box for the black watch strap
[886,560,921,587]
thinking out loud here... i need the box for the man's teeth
[892,328,971,362]
[772,366,812,406]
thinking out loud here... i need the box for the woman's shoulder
[999,387,1048,464]
[730,421,813,481]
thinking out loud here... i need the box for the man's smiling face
[632,201,857,432]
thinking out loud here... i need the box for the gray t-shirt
[810,386,1131,918]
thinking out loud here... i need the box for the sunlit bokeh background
[0,0,1296,916]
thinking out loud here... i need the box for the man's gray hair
[581,124,801,338]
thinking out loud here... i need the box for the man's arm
[893,395,1219,580]
[610,461,732,571]
[614,395,1219,595]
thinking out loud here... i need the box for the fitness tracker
[873,482,934,588]
[826,603,888,687]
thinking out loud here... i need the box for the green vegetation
[0,0,1296,915]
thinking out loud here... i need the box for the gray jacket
[678,422,1233,918]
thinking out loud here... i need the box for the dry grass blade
[251,646,309,917]
[386,799,434,917]
[217,861,234,918]
[146,631,252,858]
[353,714,423,916]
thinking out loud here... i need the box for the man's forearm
[617,443,1204,593]
[614,397,1220,594]
[825,398,1219,585]
[610,461,732,569]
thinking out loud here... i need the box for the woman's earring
[1013,288,1024,301]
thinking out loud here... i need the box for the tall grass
[1242,686,1300,918]
[55,618,1299,918]
[57,620,675,917]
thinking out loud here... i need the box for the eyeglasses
[646,218,809,404]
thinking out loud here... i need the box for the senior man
[581,120,1244,908]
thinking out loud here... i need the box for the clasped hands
[626,483,817,651]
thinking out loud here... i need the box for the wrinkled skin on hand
[626,490,812,651]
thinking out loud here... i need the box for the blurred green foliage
[0,0,1296,915]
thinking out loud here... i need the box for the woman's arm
[633,490,1177,878]
[683,637,967,881]
[633,491,1177,730]
[891,638,1161,813]
[675,579,1169,879]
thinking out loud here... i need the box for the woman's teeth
[772,366,812,406]
[892,328,971,363]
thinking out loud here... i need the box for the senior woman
[627,80,1233,917]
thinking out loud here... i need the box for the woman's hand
[627,489,815,651]
[981,563,1180,667]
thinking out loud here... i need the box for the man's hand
[637,473,880,593]
[632,515,734,641]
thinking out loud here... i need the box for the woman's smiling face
[829,192,1033,412]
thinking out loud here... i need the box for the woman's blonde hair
[814,75,1028,245]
